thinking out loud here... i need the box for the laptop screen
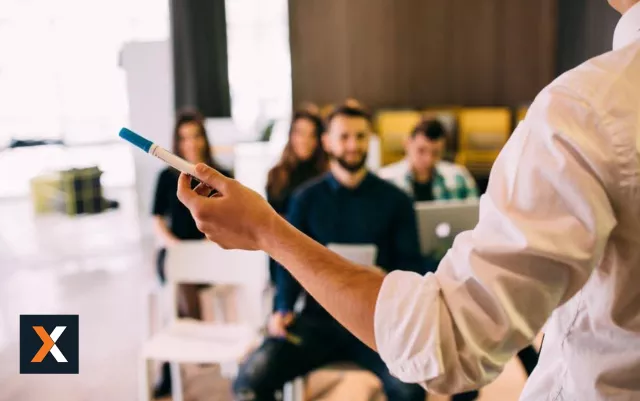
[414,200,480,257]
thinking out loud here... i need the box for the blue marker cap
[119,127,153,153]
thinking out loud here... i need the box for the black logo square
[20,315,79,374]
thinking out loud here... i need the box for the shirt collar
[405,161,441,182]
[613,1,640,50]
[326,171,373,192]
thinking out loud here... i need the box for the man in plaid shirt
[379,118,478,202]
[379,118,485,401]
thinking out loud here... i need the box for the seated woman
[266,109,328,283]
[151,109,231,398]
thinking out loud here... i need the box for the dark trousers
[516,344,539,376]
[268,258,279,286]
[233,315,426,401]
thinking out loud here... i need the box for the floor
[0,188,534,401]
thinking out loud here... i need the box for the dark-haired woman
[266,110,328,282]
[151,110,231,398]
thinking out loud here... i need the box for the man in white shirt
[381,118,539,401]
[178,2,640,399]
[378,118,478,202]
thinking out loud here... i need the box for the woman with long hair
[150,109,231,398]
[266,110,327,281]
[153,109,231,280]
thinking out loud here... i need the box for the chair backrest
[457,107,512,176]
[458,107,511,152]
[375,110,422,165]
[165,240,267,285]
[422,107,460,135]
[165,240,268,326]
[516,106,529,123]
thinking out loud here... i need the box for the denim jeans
[233,315,426,401]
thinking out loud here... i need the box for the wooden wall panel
[501,0,557,105]
[392,0,452,106]
[289,0,349,106]
[449,0,503,106]
[289,0,558,110]
[344,0,397,108]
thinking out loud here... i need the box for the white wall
[120,40,174,239]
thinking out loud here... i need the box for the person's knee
[232,342,282,399]
[384,379,426,401]
[233,349,270,392]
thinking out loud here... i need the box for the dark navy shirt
[275,172,424,319]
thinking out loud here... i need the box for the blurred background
[0,0,621,400]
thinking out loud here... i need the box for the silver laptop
[415,200,480,256]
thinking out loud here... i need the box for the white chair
[139,240,269,401]
[283,244,378,401]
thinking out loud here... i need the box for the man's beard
[330,152,368,172]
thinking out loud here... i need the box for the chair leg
[294,377,305,401]
[284,377,305,401]
[138,357,153,401]
[170,362,184,401]
[283,381,293,401]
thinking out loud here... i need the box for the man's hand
[267,311,294,338]
[177,163,279,250]
[177,163,382,351]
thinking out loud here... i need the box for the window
[0,0,169,197]
[0,0,169,146]
[225,0,292,134]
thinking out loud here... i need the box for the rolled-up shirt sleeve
[374,86,618,394]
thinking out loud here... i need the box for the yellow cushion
[458,108,511,151]
[517,106,529,122]
[375,110,422,163]
[467,131,508,151]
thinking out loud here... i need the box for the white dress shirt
[374,5,640,400]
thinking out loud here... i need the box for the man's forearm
[260,215,385,350]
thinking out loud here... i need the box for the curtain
[170,0,231,117]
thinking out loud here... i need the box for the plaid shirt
[378,159,478,201]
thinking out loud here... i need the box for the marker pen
[119,127,196,176]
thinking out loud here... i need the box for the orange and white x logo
[31,326,67,363]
